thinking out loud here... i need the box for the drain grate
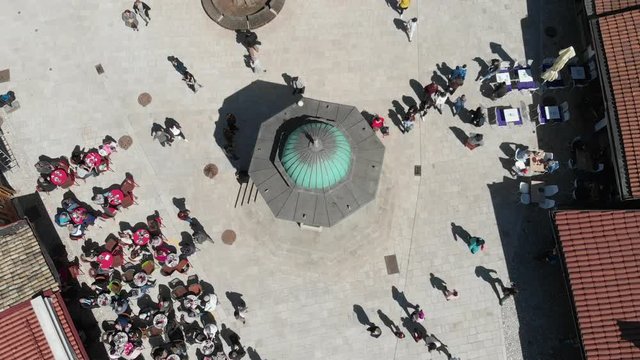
[95,64,104,74]
[414,165,421,176]
[385,255,400,275]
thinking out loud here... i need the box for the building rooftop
[0,220,58,312]
[554,210,640,359]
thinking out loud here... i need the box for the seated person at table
[75,163,97,179]
[70,146,86,165]
[469,107,485,127]
[491,82,508,100]
[36,175,57,192]
[34,160,55,174]
[55,211,71,226]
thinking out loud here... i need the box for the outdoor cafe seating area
[43,136,230,359]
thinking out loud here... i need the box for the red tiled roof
[598,9,640,197]
[554,210,640,359]
[594,0,640,14]
[0,292,88,360]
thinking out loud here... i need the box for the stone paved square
[0,0,577,359]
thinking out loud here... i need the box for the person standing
[133,0,151,26]
[434,91,448,113]
[499,282,518,305]
[444,288,459,301]
[404,18,418,42]
[168,56,187,75]
[249,47,266,74]
[291,76,305,95]
[367,324,382,338]
[402,106,418,133]
[397,0,411,17]
[470,106,486,127]
[468,236,485,253]
[153,129,173,147]
[122,10,139,31]
[168,123,187,142]
[234,305,248,324]
[453,94,466,115]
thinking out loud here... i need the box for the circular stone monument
[201,0,285,30]
[118,135,133,150]
[221,230,236,245]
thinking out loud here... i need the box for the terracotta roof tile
[554,210,640,359]
[0,220,58,312]
[0,293,88,359]
[598,10,640,197]
[594,1,640,14]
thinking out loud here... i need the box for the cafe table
[133,228,150,246]
[49,169,68,186]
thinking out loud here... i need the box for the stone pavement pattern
[0,0,543,359]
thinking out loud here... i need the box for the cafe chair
[543,185,559,197]
[122,268,135,284]
[543,152,554,161]
[539,198,556,209]
[519,182,530,194]
[560,101,570,121]
[520,193,531,205]
[141,260,155,275]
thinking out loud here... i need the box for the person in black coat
[133,0,151,25]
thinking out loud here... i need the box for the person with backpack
[470,106,486,127]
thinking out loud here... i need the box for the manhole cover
[414,165,421,176]
[118,135,133,150]
[203,164,218,178]
[138,93,152,107]
[544,26,557,38]
[221,230,236,245]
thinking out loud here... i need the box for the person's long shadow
[475,265,505,302]
[409,79,424,100]
[436,62,453,78]
[490,42,515,66]
[353,304,373,326]
[361,110,376,125]
[500,142,528,158]
[392,18,405,32]
[431,71,448,90]
[390,100,406,132]
[376,309,396,332]
[499,157,517,177]
[172,197,187,211]
[391,286,415,317]
[402,95,417,109]
[247,346,263,360]
[429,273,447,295]
[473,56,489,81]
[451,222,471,245]
[448,126,468,146]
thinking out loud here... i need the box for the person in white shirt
[404,18,418,42]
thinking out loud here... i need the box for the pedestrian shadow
[219,323,237,347]
[475,265,505,301]
[498,157,517,177]
[448,126,468,146]
[247,346,263,360]
[479,82,495,100]
[429,273,447,294]
[500,142,527,158]
[473,56,489,81]
[172,197,187,211]
[458,108,472,124]
[360,110,376,125]
[391,286,415,317]
[281,73,292,87]
[392,18,405,32]
[450,222,471,244]
[390,100,406,132]
[490,42,515,66]
[376,309,396,332]
[436,62,453,78]
[409,79,424,100]
[402,95,417,108]
[353,304,373,326]
[431,71,448,90]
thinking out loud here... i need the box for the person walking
[444,288,459,301]
[402,105,418,133]
[182,71,200,93]
[153,129,173,147]
[499,282,518,305]
[249,47,266,73]
[122,10,139,31]
[133,0,151,26]
[367,324,382,338]
[234,305,248,324]
[397,0,411,17]
[420,82,439,115]
[403,18,418,42]
[469,106,486,127]
[453,94,466,115]
[168,123,188,142]
[434,91,448,113]
[410,304,425,323]
[468,236,486,253]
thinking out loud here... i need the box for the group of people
[35,137,118,192]
[122,0,152,31]
[153,118,189,147]
[237,30,266,74]
[222,113,240,161]
[168,56,202,93]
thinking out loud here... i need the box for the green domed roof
[281,122,352,190]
